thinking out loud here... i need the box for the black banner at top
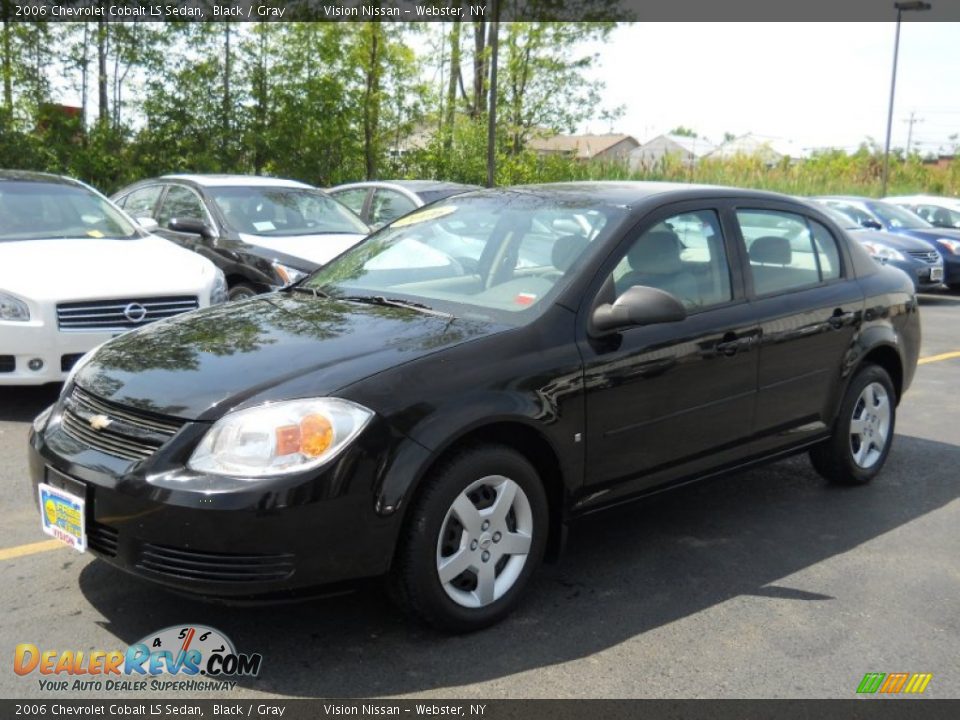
[6,0,960,22]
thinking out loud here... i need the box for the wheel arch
[386,420,570,566]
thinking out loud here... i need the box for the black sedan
[112,174,370,299]
[30,182,920,632]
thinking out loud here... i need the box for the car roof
[329,180,480,194]
[0,170,85,187]
[471,181,803,208]
[161,174,313,189]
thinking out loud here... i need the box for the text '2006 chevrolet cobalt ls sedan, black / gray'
[29,182,920,632]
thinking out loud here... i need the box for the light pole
[882,1,932,196]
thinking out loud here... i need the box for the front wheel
[228,282,259,301]
[390,445,548,632]
[810,364,896,485]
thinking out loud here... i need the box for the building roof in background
[528,133,639,159]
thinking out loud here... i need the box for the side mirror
[136,216,159,232]
[860,218,883,230]
[591,285,687,334]
[168,217,214,239]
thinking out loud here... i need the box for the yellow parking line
[918,350,960,365]
[0,539,64,561]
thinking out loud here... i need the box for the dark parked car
[30,183,919,631]
[814,196,960,290]
[328,180,480,227]
[813,203,944,291]
[112,175,370,299]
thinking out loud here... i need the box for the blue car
[813,203,945,292]
[814,196,960,290]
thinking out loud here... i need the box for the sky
[578,22,960,154]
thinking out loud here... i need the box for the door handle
[716,332,755,357]
[828,309,855,330]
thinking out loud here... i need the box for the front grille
[137,544,295,583]
[59,386,185,462]
[57,296,198,332]
[907,250,940,264]
[87,521,119,557]
[0,355,13,373]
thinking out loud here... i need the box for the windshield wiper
[339,295,453,318]
[287,285,330,299]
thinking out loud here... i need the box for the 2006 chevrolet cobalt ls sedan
[29,182,920,631]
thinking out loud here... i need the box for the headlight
[32,404,54,434]
[936,238,960,255]
[272,261,308,286]
[211,268,229,304]
[861,242,905,263]
[188,398,374,478]
[0,291,30,321]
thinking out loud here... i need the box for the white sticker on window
[253,220,275,232]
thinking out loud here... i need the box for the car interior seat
[617,230,699,306]
[552,234,590,275]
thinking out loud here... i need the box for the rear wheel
[810,364,896,485]
[390,445,548,632]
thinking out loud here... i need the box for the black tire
[948,283,960,293]
[810,364,897,485]
[390,444,548,632]
[228,283,259,301]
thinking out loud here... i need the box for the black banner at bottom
[3,699,959,720]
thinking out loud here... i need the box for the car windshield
[303,193,625,325]
[870,201,932,230]
[0,180,138,242]
[210,186,369,236]
[820,205,861,230]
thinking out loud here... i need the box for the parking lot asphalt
[1,293,958,700]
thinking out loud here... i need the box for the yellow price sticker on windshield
[390,205,458,228]
[86,230,104,238]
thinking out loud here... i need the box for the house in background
[628,133,716,170]
[528,133,639,161]
[706,133,802,165]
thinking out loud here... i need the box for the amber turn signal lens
[300,414,334,457]
[275,425,301,456]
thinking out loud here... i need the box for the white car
[885,194,960,230]
[0,171,227,385]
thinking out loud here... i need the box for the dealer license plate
[38,483,86,552]
[930,267,944,282]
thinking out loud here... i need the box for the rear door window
[736,209,843,295]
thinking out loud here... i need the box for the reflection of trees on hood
[92,301,278,374]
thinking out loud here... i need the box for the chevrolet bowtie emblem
[89,414,112,431]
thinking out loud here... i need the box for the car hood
[890,227,960,244]
[239,232,366,267]
[850,228,942,252]
[0,235,213,301]
[74,293,505,421]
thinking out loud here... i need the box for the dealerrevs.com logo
[14,625,262,693]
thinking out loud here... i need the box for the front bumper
[28,402,417,599]
[886,257,946,292]
[0,321,114,385]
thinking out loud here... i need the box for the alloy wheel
[849,381,891,469]
[435,475,534,608]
